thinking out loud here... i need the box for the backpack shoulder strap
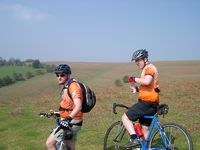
[64,78,77,99]
[65,78,77,89]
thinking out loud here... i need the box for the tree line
[0,57,54,69]
[0,57,56,87]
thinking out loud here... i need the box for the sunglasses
[56,74,66,77]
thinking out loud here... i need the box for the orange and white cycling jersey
[139,63,160,103]
[59,82,83,120]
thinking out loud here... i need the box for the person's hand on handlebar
[60,116,72,129]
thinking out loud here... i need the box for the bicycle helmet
[54,64,71,74]
[131,49,148,61]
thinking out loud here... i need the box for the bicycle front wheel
[104,121,130,150]
[149,122,193,150]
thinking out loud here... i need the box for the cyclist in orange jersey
[46,64,83,150]
[122,49,160,148]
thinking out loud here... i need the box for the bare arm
[69,98,82,119]
[135,75,153,85]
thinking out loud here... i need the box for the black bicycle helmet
[131,49,148,61]
[54,64,71,74]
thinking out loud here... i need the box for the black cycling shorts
[125,99,158,126]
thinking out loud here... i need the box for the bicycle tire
[104,121,128,150]
[149,122,193,150]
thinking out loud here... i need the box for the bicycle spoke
[104,121,130,150]
[149,123,193,150]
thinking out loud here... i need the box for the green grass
[0,66,45,78]
[0,61,200,149]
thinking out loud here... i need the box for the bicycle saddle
[157,104,169,115]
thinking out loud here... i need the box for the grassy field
[0,66,44,78]
[0,61,200,149]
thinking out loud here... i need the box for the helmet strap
[143,57,149,68]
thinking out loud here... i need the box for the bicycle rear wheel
[104,121,131,150]
[149,122,193,150]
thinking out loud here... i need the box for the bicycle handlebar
[39,111,60,118]
[39,111,74,131]
[112,103,129,114]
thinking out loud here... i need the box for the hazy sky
[0,0,200,62]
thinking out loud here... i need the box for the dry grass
[0,60,200,149]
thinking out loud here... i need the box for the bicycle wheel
[104,121,130,150]
[149,122,193,150]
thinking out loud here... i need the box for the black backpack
[65,78,96,113]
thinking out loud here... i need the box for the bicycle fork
[157,124,172,149]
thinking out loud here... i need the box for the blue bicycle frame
[136,115,170,150]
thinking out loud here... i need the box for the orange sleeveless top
[139,63,160,103]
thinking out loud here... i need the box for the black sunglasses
[56,74,66,77]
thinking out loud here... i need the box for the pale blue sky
[0,0,200,62]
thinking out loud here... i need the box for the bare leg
[65,140,75,150]
[46,135,57,150]
[122,113,136,135]
[141,125,149,140]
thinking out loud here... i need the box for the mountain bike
[39,111,72,150]
[104,103,193,150]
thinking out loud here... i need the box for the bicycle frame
[56,140,67,150]
[105,103,192,150]
[55,117,71,150]
[39,111,71,150]
[137,115,170,150]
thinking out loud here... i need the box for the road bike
[39,111,72,150]
[104,103,193,150]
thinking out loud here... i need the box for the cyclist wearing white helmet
[46,64,83,150]
[122,49,160,148]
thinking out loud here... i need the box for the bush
[114,79,123,87]
[3,75,15,85]
[46,64,56,73]
[13,73,25,81]
[26,72,35,79]
[0,78,4,87]
[35,70,46,75]
[123,75,129,83]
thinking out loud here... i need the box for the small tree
[122,75,129,83]
[32,59,41,68]
[7,58,15,66]
[15,59,24,66]
[0,57,6,66]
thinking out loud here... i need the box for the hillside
[0,60,199,149]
